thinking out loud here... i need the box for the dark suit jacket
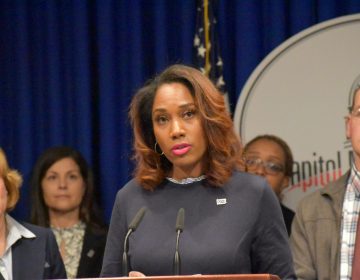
[280,203,295,236]
[76,225,107,278]
[12,222,66,280]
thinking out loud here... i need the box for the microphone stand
[122,207,146,276]
[122,228,133,276]
[174,229,181,275]
[173,208,185,275]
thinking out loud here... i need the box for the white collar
[5,214,36,251]
[166,175,206,184]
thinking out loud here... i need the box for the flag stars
[217,75,225,88]
[216,57,223,67]
[193,2,229,112]
[194,35,200,47]
[197,44,206,57]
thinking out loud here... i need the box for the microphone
[122,207,146,276]
[173,208,185,275]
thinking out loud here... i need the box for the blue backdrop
[1,0,359,222]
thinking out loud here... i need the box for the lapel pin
[216,198,227,205]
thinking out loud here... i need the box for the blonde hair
[0,149,22,211]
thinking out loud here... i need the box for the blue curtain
[0,0,359,222]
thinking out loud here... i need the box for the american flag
[193,0,230,112]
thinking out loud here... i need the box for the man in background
[290,74,360,280]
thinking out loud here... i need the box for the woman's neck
[171,166,205,180]
[0,215,7,256]
[49,209,81,228]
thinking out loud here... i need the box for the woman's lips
[55,195,70,199]
[172,144,191,156]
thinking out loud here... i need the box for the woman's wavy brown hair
[0,148,22,211]
[129,64,243,190]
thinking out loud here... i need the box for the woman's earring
[154,142,164,156]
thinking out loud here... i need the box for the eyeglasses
[350,107,360,118]
[244,157,284,175]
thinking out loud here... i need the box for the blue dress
[101,171,295,279]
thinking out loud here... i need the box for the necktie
[352,216,360,279]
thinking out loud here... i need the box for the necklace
[166,175,206,185]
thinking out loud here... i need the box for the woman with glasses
[243,134,295,235]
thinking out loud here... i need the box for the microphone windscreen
[129,207,146,230]
[175,208,185,231]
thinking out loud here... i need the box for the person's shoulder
[225,170,271,199]
[295,189,329,216]
[116,178,142,195]
[228,170,268,191]
[323,172,348,193]
[297,189,323,204]
[295,173,348,222]
[21,222,51,235]
[299,172,348,206]
[230,170,266,183]
[121,178,142,190]
[113,178,145,207]
[19,222,55,241]
[86,223,108,238]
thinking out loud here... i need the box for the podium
[91,274,280,280]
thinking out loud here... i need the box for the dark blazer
[280,203,295,236]
[12,222,66,280]
[76,225,107,278]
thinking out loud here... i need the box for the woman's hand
[129,271,146,277]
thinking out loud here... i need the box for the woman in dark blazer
[30,146,107,278]
[0,148,66,279]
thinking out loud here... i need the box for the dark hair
[243,134,294,177]
[30,146,105,230]
[129,64,243,190]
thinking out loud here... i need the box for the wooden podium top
[80,274,280,280]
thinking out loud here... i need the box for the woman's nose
[58,178,67,189]
[254,164,266,177]
[170,119,185,139]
